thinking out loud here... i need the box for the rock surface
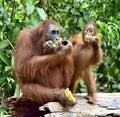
[3,93,120,117]
[40,93,120,117]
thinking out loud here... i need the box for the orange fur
[69,22,103,104]
[14,20,74,106]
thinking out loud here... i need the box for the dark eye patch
[51,30,59,34]
[85,28,89,33]
[57,30,59,34]
[51,30,56,34]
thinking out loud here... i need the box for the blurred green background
[0,0,120,115]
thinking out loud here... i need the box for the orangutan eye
[51,30,56,34]
[85,29,89,32]
[91,30,94,35]
[56,30,59,34]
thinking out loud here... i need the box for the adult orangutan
[69,22,103,104]
[14,19,76,107]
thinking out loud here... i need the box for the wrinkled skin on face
[45,24,60,50]
[46,24,60,42]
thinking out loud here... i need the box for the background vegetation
[0,0,120,115]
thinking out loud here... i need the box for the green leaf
[30,15,41,26]
[14,83,21,97]
[12,27,20,43]
[54,0,63,3]
[0,40,9,49]
[0,52,11,65]
[118,84,120,90]
[26,3,35,16]
[77,18,84,29]
[36,8,47,20]
[0,32,3,40]
[71,8,79,15]
[81,3,89,9]
[5,66,11,71]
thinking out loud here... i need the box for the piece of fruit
[54,37,63,46]
[64,88,76,103]
[94,36,101,41]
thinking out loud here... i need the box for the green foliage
[0,0,47,114]
[0,0,120,114]
[47,0,120,92]
[0,105,9,115]
[47,0,88,38]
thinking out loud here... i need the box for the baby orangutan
[69,22,103,104]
